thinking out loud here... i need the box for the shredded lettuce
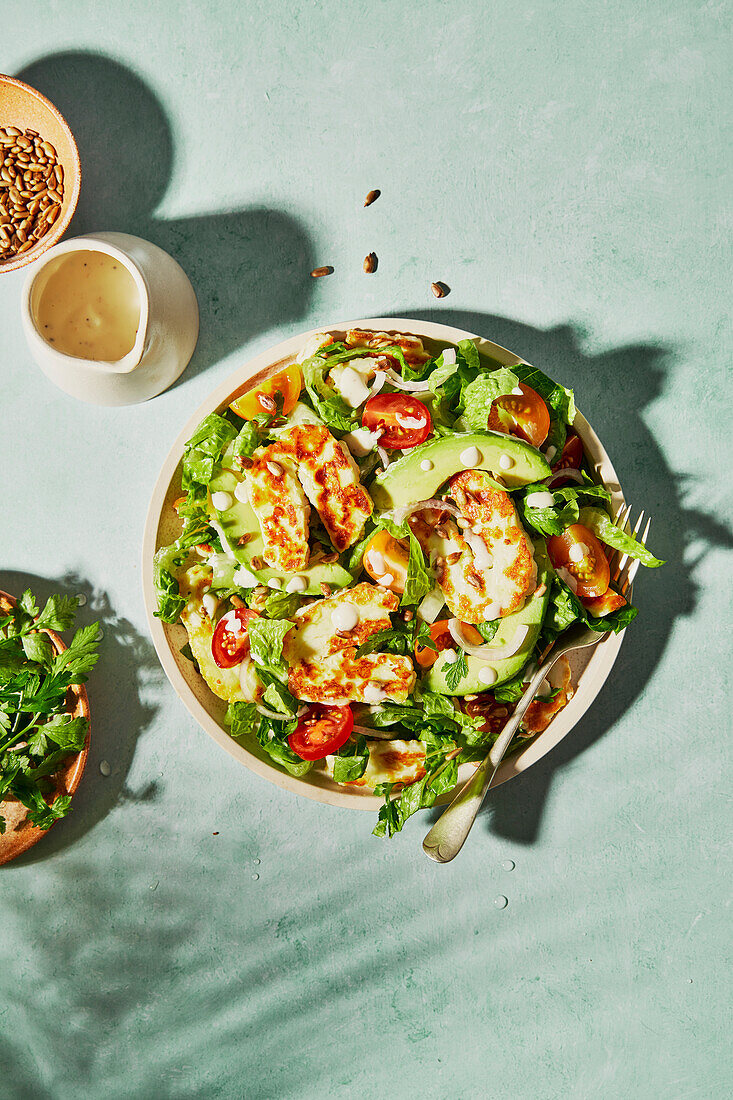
[226,702,311,777]
[301,356,358,432]
[401,530,433,607]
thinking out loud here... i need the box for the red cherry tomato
[362,393,432,450]
[211,608,259,669]
[550,430,584,487]
[488,383,550,448]
[547,523,610,599]
[289,704,354,760]
[582,588,627,618]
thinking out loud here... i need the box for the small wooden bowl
[0,73,81,274]
[0,591,90,865]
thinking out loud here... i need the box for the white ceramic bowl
[142,318,625,810]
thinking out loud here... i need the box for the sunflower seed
[310,265,333,277]
[363,251,377,274]
[363,189,381,207]
[431,281,449,298]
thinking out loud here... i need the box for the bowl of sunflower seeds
[0,73,81,273]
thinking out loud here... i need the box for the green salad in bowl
[151,326,663,837]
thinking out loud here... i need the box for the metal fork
[423,507,651,864]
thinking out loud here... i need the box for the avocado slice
[424,542,551,695]
[370,431,550,510]
[208,450,352,594]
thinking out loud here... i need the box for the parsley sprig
[0,591,101,834]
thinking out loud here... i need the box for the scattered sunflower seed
[0,126,63,264]
[310,265,333,278]
[431,281,450,298]
[363,252,377,274]
[363,189,381,207]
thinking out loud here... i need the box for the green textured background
[1,2,731,1097]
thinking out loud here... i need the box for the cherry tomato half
[414,619,483,669]
[550,430,584,487]
[547,523,610,599]
[488,383,550,448]
[362,393,432,450]
[582,588,627,618]
[211,608,259,669]
[289,704,354,760]
[363,529,410,594]
[229,364,302,421]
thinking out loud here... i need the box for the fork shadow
[407,308,733,844]
[0,570,163,866]
[18,51,316,384]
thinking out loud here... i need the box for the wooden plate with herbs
[0,590,98,865]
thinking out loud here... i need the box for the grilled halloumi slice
[327,739,427,789]
[412,472,536,623]
[285,424,373,552]
[284,582,415,704]
[245,443,311,571]
[344,328,431,370]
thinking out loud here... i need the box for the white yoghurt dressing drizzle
[267,578,282,589]
[363,684,388,704]
[286,575,308,593]
[460,445,482,467]
[202,593,219,619]
[420,458,434,471]
[479,666,498,685]
[233,565,259,588]
[234,481,249,504]
[499,455,514,470]
[568,542,590,564]
[211,490,233,512]
[525,491,555,509]
[442,648,459,665]
[378,573,395,587]
[331,604,359,632]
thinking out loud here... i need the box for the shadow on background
[411,308,733,845]
[0,570,163,866]
[18,52,315,382]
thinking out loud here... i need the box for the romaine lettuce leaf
[461,367,519,431]
[579,507,665,567]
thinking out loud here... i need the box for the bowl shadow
[0,570,164,866]
[403,308,733,845]
[17,51,316,385]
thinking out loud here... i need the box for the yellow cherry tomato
[229,364,302,420]
[363,529,410,594]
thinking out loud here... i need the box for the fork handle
[422,652,562,863]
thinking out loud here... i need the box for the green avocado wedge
[424,541,551,696]
[370,431,551,510]
[207,449,352,594]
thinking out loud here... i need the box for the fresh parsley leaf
[21,631,54,669]
[51,623,102,681]
[443,651,468,691]
[34,595,79,632]
[372,758,459,837]
[475,620,500,644]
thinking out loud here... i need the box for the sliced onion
[376,443,390,469]
[350,723,392,740]
[383,367,432,393]
[546,467,584,487]
[369,370,387,396]
[255,702,293,721]
[447,618,529,661]
[392,498,461,525]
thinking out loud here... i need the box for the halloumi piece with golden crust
[344,328,431,370]
[327,739,427,789]
[285,424,373,552]
[245,443,311,571]
[411,472,536,623]
[284,582,415,704]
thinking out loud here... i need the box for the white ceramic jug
[21,231,199,405]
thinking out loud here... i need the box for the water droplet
[75,593,87,606]
[149,881,159,891]
[251,873,259,881]
[493,895,508,909]
[253,858,261,865]
[687,979,693,984]
[99,760,111,776]
[501,859,515,871]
